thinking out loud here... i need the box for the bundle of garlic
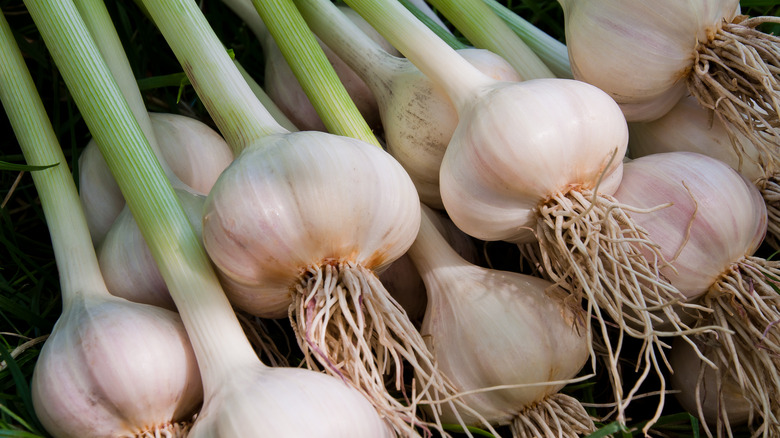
[0,10,203,436]
[560,0,780,174]
[24,1,395,436]
[613,151,780,436]
[408,205,594,438]
[136,0,486,434]
[342,0,700,426]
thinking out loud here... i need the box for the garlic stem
[485,0,572,79]
[294,0,406,93]
[426,0,554,79]
[248,0,380,147]
[234,60,299,132]
[397,0,466,49]
[0,8,103,304]
[23,0,259,394]
[73,0,187,189]
[342,0,495,109]
[141,0,287,154]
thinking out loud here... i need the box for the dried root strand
[699,256,780,436]
[532,189,715,428]
[289,261,496,438]
[759,176,780,251]
[236,311,291,367]
[509,393,595,438]
[688,16,780,172]
[129,420,192,438]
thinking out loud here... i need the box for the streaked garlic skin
[440,78,627,243]
[378,48,522,208]
[188,365,393,438]
[78,113,232,246]
[409,206,590,428]
[202,131,420,318]
[613,152,766,300]
[98,189,206,310]
[628,96,765,182]
[559,0,739,122]
[32,295,203,438]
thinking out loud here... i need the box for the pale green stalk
[0,8,105,305]
[23,0,259,399]
[341,0,494,110]
[235,60,299,131]
[426,0,554,79]
[250,0,380,147]
[74,0,193,189]
[485,0,572,79]
[397,0,467,49]
[147,1,287,155]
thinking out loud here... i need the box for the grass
[0,0,778,437]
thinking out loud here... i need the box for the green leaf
[0,161,57,172]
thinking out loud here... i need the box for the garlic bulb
[408,205,593,437]
[150,112,234,194]
[560,0,779,174]
[203,132,464,435]
[98,189,206,310]
[628,95,780,250]
[296,0,522,208]
[33,294,203,438]
[187,364,393,438]
[613,151,780,435]
[613,152,766,301]
[203,132,419,317]
[669,337,754,433]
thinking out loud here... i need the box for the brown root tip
[509,393,595,438]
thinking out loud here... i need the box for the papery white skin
[187,365,392,438]
[669,337,753,428]
[613,152,766,300]
[409,206,590,427]
[98,189,206,310]
[440,78,628,243]
[559,0,740,122]
[79,113,232,246]
[32,295,203,438]
[381,208,480,322]
[151,113,234,194]
[628,96,765,182]
[202,131,420,318]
